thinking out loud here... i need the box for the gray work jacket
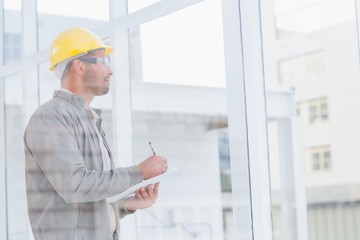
[24,90,143,240]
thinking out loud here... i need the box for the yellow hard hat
[49,27,113,71]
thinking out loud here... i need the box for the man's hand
[139,156,168,179]
[126,183,160,211]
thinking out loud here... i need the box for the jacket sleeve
[117,198,136,219]
[24,107,143,203]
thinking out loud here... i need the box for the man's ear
[72,59,86,74]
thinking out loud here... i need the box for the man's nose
[107,67,113,76]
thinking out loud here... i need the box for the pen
[149,142,156,155]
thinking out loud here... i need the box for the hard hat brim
[49,46,113,71]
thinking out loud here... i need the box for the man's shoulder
[28,97,79,125]
[23,98,79,146]
[32,97,67,116]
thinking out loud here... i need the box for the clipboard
[107,167,180,203]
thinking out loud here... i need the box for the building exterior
[263,1,360,238]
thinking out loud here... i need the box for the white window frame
[221,0,273,239]
[0,0,6,238]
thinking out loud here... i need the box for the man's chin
[102,87,110,95]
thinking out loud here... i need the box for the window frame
[308,98,328,124]
[310,146,332,171]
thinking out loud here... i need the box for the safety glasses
[79,56,110,66]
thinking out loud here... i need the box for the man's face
[82,50,113,96]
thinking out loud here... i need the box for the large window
[4,0,360,239]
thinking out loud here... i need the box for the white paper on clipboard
[107,167,180,203]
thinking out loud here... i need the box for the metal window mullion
[0,1,7,239]
[22,0,37,56]
[95,0,203,39]
[239,0,273,238]
[0,0,3,65]
[109,0,137,239]
[121,0,203,29]
[222,0,273,239]
[22,2,39,240]
[109,0,131,170]
[22,0,39,123]
[0,78,7,240]
[355,0,360,65]
[0,50,48,79]
[277,119,299,239]
[221,0,253,239]
[287,115,309,240]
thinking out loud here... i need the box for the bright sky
[139,0,226,87]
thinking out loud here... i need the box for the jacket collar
[53,90,102,117]
[53,90,86,106]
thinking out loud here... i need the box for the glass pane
[262,0,359,239]
[37,0,108,51]
[312,153,320,160]
[37,0,108,20]
[136,2,226,87]
[4,0,21,10]
[4,72,28,239]
[312,158,320,170]
[4,0,22,64]
[128,0,233,239]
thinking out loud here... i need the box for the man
[24,27,168,240]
